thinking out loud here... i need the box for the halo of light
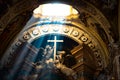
[33,3,78,17]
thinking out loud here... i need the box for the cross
[47,36,64,61]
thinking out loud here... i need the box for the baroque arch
[0,0,113,80]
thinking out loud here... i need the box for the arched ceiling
[0,0,119,79]
[0,0,118,60]
[0,0,118,39]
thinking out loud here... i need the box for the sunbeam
[0,3,79,80]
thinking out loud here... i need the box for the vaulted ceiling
[0,0,118,58]
[0,0,118,37]
[0,1,119,80]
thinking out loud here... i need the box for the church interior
[0,0,120,80]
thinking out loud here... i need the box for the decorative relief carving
[17,26,73,46]
[42,26,49,33]
[80,35,88,42]
[17,24,103,68]
[1,19,109,72]
[0,2,111,79]
[94,51,101,58]
[98,60,102,67]
[32,29,39,35]
[79,11,109,44]
[15,39,22,46]
[94,50,103,68]
[63,27,69,33]
[0,0,38,34]
[0,23,109,80]
[80,34,91,45]
[0,0,112,43]
[79,12,91,27]
[23,31,31,40]
[53,26,59,32]
[76,0,113,43]
[72,30,79,37]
